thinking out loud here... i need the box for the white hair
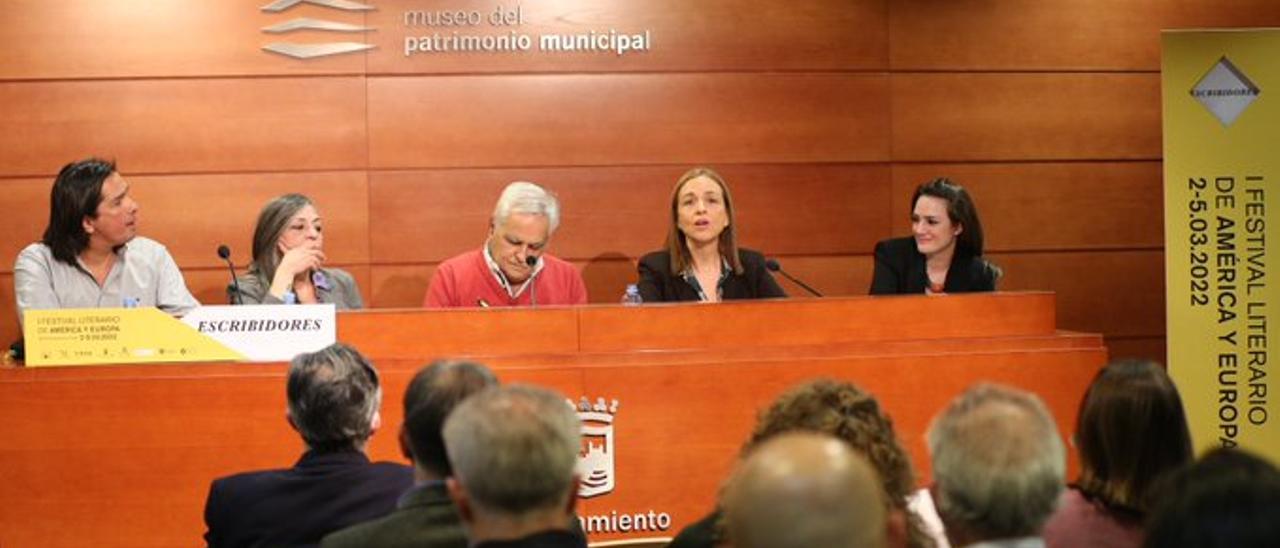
[491,181,560,234]
[443,384,580,517]
[927,383,1065,540]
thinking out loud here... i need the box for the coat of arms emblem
[574,396,619,498]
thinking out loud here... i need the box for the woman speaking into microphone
[229,193,363,308]
[637,167,785,302]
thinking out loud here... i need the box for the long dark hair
[1074,359,1193,515]
[42,158,117,265]
[664,167,743,276]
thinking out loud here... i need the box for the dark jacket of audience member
[320,359,497,548]
[1043,359,1192,548]
[203,344,412,548]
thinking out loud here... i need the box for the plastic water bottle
[621,284,643,306]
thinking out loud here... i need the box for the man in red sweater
[424,181,588,308]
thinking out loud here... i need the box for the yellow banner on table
[22,307,244,367]
[1163,29,1277,462]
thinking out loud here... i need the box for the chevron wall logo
[261,0,377,59]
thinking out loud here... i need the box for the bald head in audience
[724,432,887,548]
[928,383,1065,547]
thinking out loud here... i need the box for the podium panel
[0,293,1105,547]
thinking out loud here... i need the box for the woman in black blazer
[870,178,1000,295]
[637,167,785,302]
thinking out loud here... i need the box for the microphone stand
[766,258,823,297]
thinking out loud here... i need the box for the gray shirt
[230,267,363,309]
[14,237,199,326]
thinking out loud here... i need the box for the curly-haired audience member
[668,379,939,548]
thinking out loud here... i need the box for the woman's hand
[269,244,326,299]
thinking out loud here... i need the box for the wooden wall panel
[1106,336,1168,365]
[369,0,887,73]
[0,77,367,177]
[992,250,1164,339]
[369,265,435,309]
[131,171,370,269]
[891,73,1161,162]
[0,178,50,272]
[0,1,366,80]
[367,74,890,168]
[775,256,875,297]
[891,162,1164,251]
[0,274,14,348]
[369,164,890,264]
[0,172,369,275]
[890,0,1280,71]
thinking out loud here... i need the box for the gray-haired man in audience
[443,384,586,548]
[927,383,1065,548]
[203,343,413,548]
[322,359,498,548]
[723,432,888,548]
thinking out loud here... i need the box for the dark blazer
[636,248,786,302]
[320,481,465,548]
[203,449,414,548]
[667,510,721,548]
[869,237,997,295]
[473,530,586,548]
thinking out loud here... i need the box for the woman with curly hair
[668,378,941,548]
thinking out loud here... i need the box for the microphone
[765,258,823,297]
[217,245,244,305]
[525,255,539,306]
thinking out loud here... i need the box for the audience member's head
[400,359,498,478]
[286,343,382,453]
[1144,447,1280,548]
[927,383,1065,545]
[737,379,928,547]
[724,432,887,548]
[1074,359,1192,515]
[443,384,580,540]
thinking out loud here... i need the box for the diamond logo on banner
[1191,56,1261,127]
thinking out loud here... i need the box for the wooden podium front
[0,293,1105,547]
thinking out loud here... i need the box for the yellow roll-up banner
[1163,29,1276,462]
